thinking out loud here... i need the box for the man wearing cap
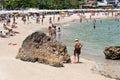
[74,39,83,63]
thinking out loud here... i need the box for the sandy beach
[0,12,116,80]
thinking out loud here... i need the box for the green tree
[0,0,84,10]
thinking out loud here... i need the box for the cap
[75,39,79,41]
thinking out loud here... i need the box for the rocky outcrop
[16,31,71,67]
[104,46,120,60]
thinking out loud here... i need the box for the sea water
[60,18,120,65]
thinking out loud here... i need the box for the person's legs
[77,48,81,63]
[77,53,80,63]
[74,50,76,63]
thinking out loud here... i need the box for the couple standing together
[73,39,83,63]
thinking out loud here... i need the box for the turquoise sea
[60,18,120,65]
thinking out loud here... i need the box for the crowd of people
[1,10,120,63]
[48,24,61,41]
[0,14,20,38]
[0,12,62,39]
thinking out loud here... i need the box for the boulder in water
[104,46,120,60]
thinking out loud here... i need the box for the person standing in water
[57,27,61,41]
[93,19,96,29]
[74,39,83,63]
[93,22,96,29]
[80,17,82,23]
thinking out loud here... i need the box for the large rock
[104,46,120,60]
[16,31,71,67]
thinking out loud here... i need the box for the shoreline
[47,13,120,80]
[0,12,118,80]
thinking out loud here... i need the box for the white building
[97,0,108,6]
[97,0,119,7]
[85,0,120,7]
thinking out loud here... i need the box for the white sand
[0,13,116,80]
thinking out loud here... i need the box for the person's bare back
[74,39,83,63]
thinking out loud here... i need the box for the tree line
[0,0,84,10]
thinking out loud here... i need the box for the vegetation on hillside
[0,0,84,10]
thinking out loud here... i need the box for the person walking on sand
[74,39,83,63]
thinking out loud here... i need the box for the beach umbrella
[60,11,66,14]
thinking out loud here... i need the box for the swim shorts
[74,48,81,55]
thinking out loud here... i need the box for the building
[84,0,120,8]
[98,0,120,7]
[97,0,108,7]
[82,0,97,8]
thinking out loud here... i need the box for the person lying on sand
[6,29,19,36]
[0,31,9,38]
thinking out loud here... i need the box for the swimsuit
[74,47,81,55]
